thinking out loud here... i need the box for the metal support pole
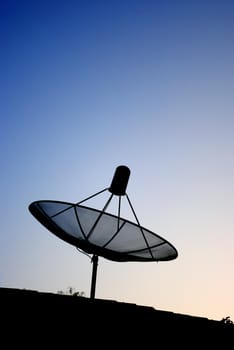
[90,254,99,299]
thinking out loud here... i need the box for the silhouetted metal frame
[29,199,178,262]
[29,189,178,299]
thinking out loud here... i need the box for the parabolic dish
[29,200,178,262]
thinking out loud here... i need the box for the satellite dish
[29,165,178,299]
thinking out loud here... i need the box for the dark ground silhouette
[1,287,233,346]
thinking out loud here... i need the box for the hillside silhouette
[1,287,233,346]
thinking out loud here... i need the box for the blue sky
[1,0,234,321]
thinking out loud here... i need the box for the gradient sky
[1,0,234,321]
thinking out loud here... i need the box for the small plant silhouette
[57,286,85,297]
[221,316,233,325]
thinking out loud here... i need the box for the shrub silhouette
[57,286,85,297]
